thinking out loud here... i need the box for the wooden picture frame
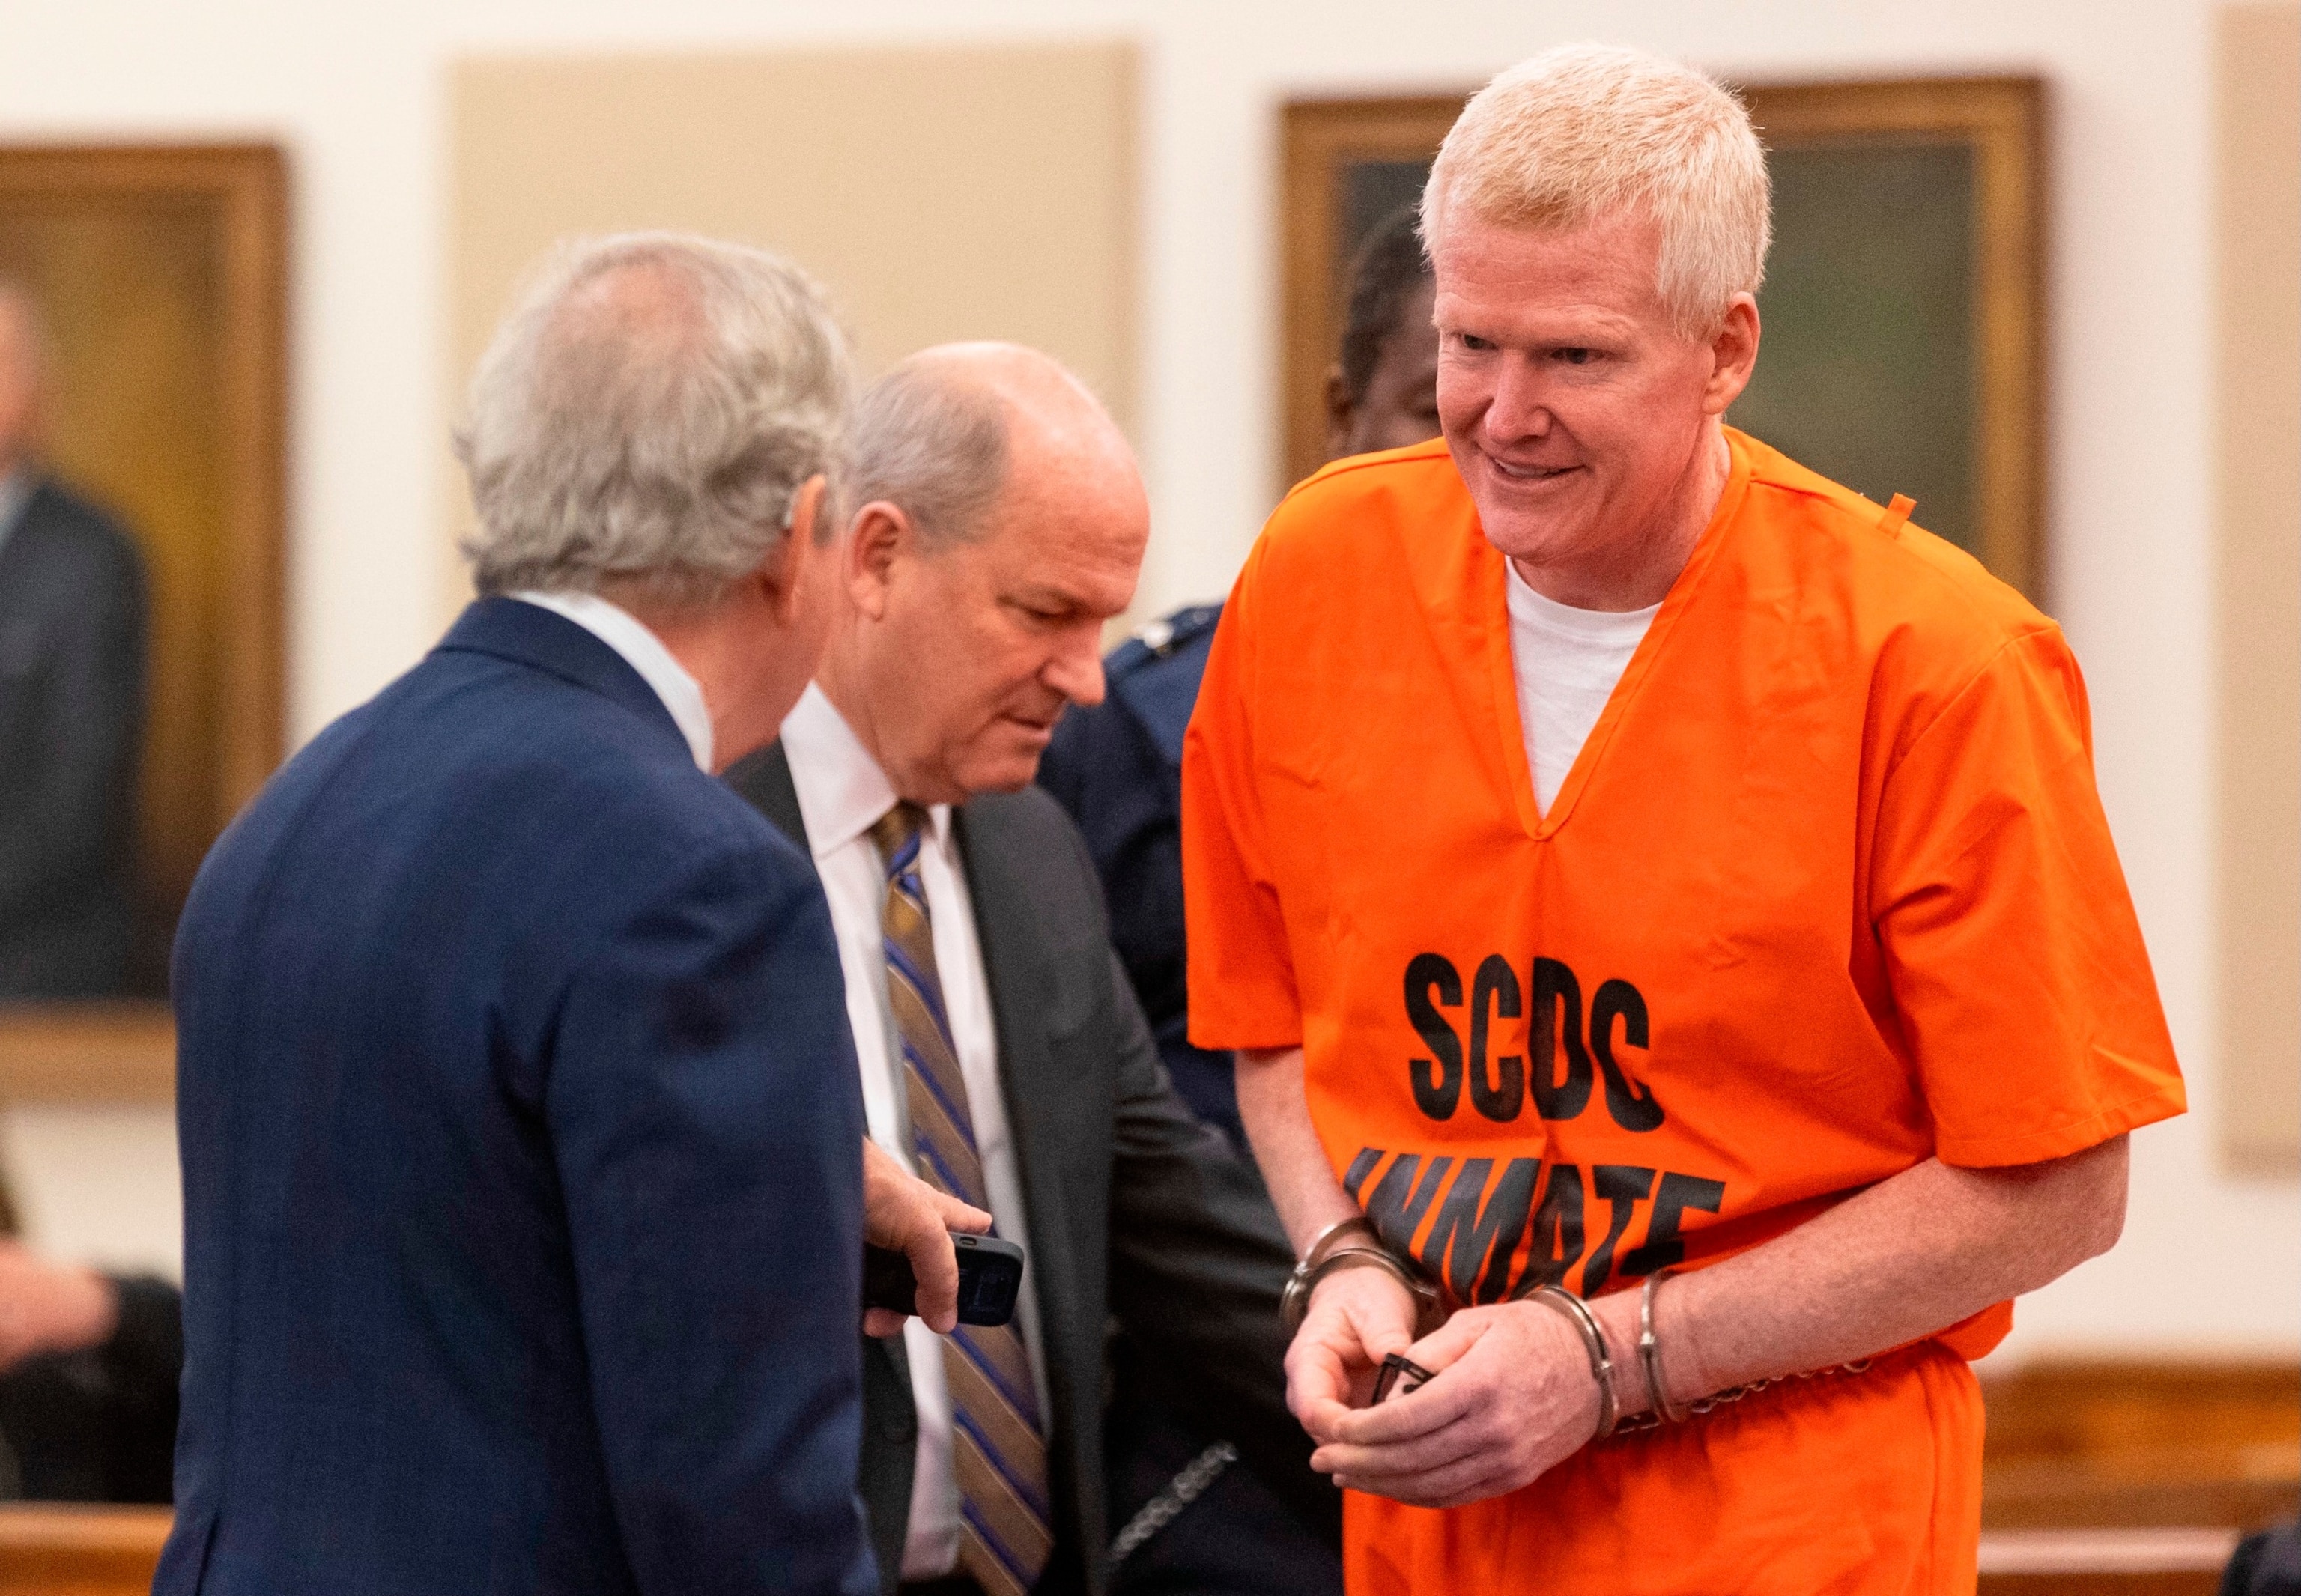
[1279,96,1461,495]
[1737,78,2046,601]
[0,144,289,1102]
[1278,78,2047,601]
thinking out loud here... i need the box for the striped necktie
[868,801,1052,1596]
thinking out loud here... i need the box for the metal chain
[1609,1359,1876,1437]
[1107,1441,1238,1565]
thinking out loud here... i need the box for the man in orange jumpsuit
[1181,43,2185,1595]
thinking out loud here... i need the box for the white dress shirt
[780,682,1049,1582]
[508,589,714,771]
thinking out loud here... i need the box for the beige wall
[443,41,1137,622]
[2214,4,2301,1177]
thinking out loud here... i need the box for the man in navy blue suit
[158,234,973,1595]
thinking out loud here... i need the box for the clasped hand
[0,1238,118,1374]
[1288,1268,1604,1508]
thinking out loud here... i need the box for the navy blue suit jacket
[157,598,877,1596]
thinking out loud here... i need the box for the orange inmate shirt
[1180,429,2186,1595]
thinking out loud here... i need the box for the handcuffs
[1278,1216,1445,1338]
[1285,1223,1873,1441]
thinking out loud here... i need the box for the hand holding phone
[864,1234,1026,1329]
[861,1139,992,1335]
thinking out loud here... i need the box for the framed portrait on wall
[0,144,287,1096]
[1278,76,2047,601]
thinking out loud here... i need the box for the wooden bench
[1974,1359,2298,1594]
[0,1361,2289,1594]
[0,1504,170,1596]
[1979,1526,2245,1595]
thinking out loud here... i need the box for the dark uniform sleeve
[1042,609,1245,1143]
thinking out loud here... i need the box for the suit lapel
[951,802,1076,1371]
[723,739,810,851]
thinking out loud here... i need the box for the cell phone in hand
[1371,1353,1435,1404]
[864,1234,1026,1328]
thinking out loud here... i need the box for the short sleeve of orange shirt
[1182,429,2183,1338]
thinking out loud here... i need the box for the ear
[845,499,912,623]
[750,474,830,625]
[1701,295,1761,416]
[1322,363,1356,459]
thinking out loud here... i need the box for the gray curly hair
[455,231,854,602]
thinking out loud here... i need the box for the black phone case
[864,1233,1026,1327]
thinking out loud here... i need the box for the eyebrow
[1436,312,1640,344]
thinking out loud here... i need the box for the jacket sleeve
[547,842,879,1596]
[1097,945,1339,1539]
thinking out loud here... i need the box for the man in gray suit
[0,279,149,998]
[724,344,1318,1596]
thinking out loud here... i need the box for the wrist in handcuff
[1280,1217,1444,1335]
[1279,1219,1694,1434]
[1517,1269,1687,1440]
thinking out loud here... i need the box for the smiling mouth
[1490,458,1581,482]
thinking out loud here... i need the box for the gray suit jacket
[725,744,1324,1596]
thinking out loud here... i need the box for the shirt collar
[0,468,33,563]
[780,682,954,861]
[507,589,714,771]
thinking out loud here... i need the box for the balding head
[0,281,49,473]
[817,342,1150,804]
[845,341,1136,547]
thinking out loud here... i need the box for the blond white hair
[455,232,854,602]
[1421,43,1770,339]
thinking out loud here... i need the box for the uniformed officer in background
[1034,204,1437,1596]
[1039,204,1437,1147]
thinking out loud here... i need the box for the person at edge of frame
[0,1169,180,1502]
[1031,204,1438,1596]
[1183,43,2185,1596]
[0,277,149,1001]
[0,279,175,1512]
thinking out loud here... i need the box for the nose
[1482,356,1556,447]
[1044,626,1107,709]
